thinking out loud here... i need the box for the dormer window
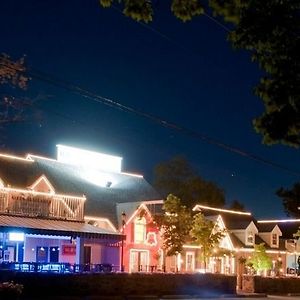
[134,217,146,244]
[272,233,278,246]
[247,231,254,244]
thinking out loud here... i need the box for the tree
[99,1,300,147]
[276,183,300,218]
[190,212,225,271]
[153,156,225,209]
[0,54,28,89]
[0,54,31,131]
[247,243,272,275]
[229,200,245,212]
[159,194,192,260]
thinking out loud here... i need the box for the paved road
[159,296,300,300]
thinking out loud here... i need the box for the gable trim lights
[193,204,251,216]
[29,175,56,194]
[1,186,86,201]
[0,153,33,162]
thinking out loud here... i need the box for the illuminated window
[134,217,146,243]
[247,231,254,244]
[272,233,278,246]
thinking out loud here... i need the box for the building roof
[195,205,256,230]
[0,214,122,240]
[258,220,300,239]
[0,153,160,227]
[257,223,277,232]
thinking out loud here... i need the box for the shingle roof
[197,207,256,230]
[257,223,277,232]
[0,214,121,239]
[258,221,300,239]
[0,154,160,227]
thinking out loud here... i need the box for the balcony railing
[0,189,84,221]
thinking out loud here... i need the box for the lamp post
[121,211,126,272]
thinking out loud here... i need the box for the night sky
[1,0,300,219]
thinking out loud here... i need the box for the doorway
[49,246,59,263]
[186,251,195,272]
[129,250,149,272]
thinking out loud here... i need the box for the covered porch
[0,214,123,272]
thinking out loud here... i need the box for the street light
[121,211,126,272]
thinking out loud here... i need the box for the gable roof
[0,153,160,227]
[258,220,300,239]
[194,205,256,230]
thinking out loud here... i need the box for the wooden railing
[0,190,84,221]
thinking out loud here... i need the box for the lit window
[134,217,146,243]
[272,233,278,246]
[247,231,254,244]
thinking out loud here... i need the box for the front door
[186,251,195,272]
[129,250,149,272]
[49,246,59,263]
[36,246,48,262]
[84,246,91,264]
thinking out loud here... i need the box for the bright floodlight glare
[9,232,25,242]
[56,144,122,173]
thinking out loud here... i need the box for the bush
[0,281,23,299]
[0,273,236,298]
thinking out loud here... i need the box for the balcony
[0,189,84,221]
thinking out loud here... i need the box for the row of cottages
[0,144,299,275]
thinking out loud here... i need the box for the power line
[1,59,300,177]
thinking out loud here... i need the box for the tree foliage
[99,0,300,147]
[190,212,225,269]
[277,183,300,218]
[160,194,192,256]
[229,200,245,211]
[0,54,29,89]
[247,243,272,273]
[153,156,225,209]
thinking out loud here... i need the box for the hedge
[0,272,236,298]
[254,276,300,294]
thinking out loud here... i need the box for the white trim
[26,154,57,162]
[120,172,143,178]
[215,215,235,251]
[141,200,164,205]
[134,216,147,244]
[235,248,287,254]
[84,216,117,232]
[0,153,33,162]
[125,203,152,226]
[193,204,251,216]
[29,174,55,194]
[258,219,300,223]
[1,186,86,200]
[129,248,150,273]
[185,251,195,272]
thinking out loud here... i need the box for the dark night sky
[1,0,300,219]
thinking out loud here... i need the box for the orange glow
[0,153,33,162]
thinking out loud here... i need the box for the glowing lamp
[9,232,24,242]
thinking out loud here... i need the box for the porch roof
[0,214,122,240]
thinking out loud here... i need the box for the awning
[0,214,122,240]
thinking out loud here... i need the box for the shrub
[0,281,23,299]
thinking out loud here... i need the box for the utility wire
[1,60,300,177]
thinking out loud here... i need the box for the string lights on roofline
[258,219,300,223]
[193,204,251,216]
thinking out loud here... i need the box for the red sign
[62,245,76,255]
